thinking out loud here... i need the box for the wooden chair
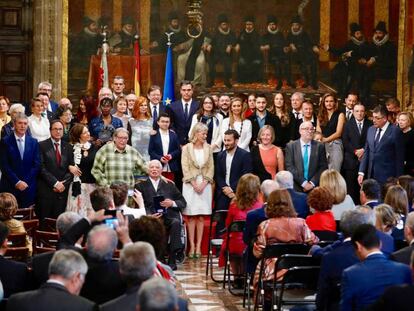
[34,230,58,253]
[23,219,39,240]
[4,247,29,262]
[43,218,57,232]
[7,233,27,247]
[14,206,35,221]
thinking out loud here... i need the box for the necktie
[374,128,382,147]
[347,110,352,120]
[41,112,46,118]
[358,122,362,134]
[184,103,189,121]
[152,105,158,128]
[303,144,309,180]
[17,138,24,160]
[54,142,61,166]
[294,112,299,120]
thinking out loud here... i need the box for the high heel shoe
[194,253,201,259]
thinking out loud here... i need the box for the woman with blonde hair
[374,204,398,235]
[316,93,345,171]
[0,192,32,255]
[181,122,214,259]
[320,169,355,220]
[218,174,262,281]
[251,125,284,182]
[221,97,252,151]
[384,185,409,240]
[127,96,155,162]
[397,112,414,175]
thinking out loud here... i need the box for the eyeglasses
[301,127,315,132]
[115,136,128,140]
[51,128,63,131]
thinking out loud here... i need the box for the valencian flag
[98,37,109,90]
[134,36,141,96]
[162,37,175,105]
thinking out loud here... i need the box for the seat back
[313,230,339,242]
[14,206,35,221]
[210,210,228,237]
[275,254,321,271]
[23,219,39,240]
[7,233,27,247]
[280,266,320,290]
[263,243,311,260]
[43,218,57,232]
[34,230,59,250]
[4,247,29,262]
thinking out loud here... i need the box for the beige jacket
[181,142,214,183]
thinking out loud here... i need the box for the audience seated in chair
[390,211,414,265]
[306,186,336,232]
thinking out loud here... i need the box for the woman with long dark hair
[75,95,99,126]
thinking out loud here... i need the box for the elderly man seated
[135,160,186,270]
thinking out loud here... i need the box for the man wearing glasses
[285,121,328,192]
[92,128,146,189]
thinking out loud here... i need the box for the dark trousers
[343,168,360,204]
[163,212,182,263]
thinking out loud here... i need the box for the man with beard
[327,23,374,105]
[217,94,231,118]
[235,16,263,83]
[260,15,291,90]
[370,21,397,80]
[207,14,236,88]
[286,15,319,89]
[111,17,136,53]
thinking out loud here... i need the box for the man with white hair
[243,179,279,273]
[125,93,137,117]
[7,249,96,310]
[92,128,146,188]
[98,87,113,102]
[135,160,186,270]
[276,170,309,218]
[0,103,30,139]
[37,81,58,113]
[58,98,73,110]
[137,278,179,311]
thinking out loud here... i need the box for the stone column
[33,0,68,99]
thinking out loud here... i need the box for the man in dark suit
[316,209,365,311]
[391,212,414,265]
[166,81,199,146]
[358,105,404,186]
[37,120,74,223]
[275,170,309,218]
[31,211,82,287]
[360,179,381,208]
[148,113,181,180]
[342,103,373,203]
[293,100,317,140]
[285,121,328,192]
[340,224,412,311]
[147,85,166,130]
[80,225,126,304]
[0,113,40,208]
[215,129,253,212]
[37,81,59,113]
[0,222,31,298]
[100,242,188,311]
[135,160,186,270]
[37,92,55,121]
[248,93,282,147]
[7,249,96,311]
[339,93,358,121]
[243,180,279,273]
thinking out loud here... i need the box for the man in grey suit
[285,121,328,192]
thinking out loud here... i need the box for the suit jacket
[148,130,181,172]
[367,284,414,311]
[100,284,189,311]
[31,251,55,288]
[37,138,74,219]
[150,103,166,130]
[288,188,309,219]
[248,112,282,147]
[342,118,372,170]
[167,99,200,145]
[135,178,186,215]
[80,257,126,304]
[317,241,359,311]
[285,139,328,191]
[0,256,32,298]
[7,282,96,311]
[390,244,414,265]
[0,134,41,208]
[359,124,404,184]
[340,253,412,311]
[215,147,253,210]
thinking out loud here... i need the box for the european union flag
[162,44,175,106]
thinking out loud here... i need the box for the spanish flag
[134,36,140,96]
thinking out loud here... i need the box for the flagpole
[134,34,141,96]
[162,32,175,106]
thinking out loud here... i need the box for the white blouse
[28,114,50,142]
[221,118,252,151]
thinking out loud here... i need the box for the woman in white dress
[181,122,214,259]
[127,96,154,162]
[221,97,252,151]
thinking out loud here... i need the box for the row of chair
[205,209,336,311]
